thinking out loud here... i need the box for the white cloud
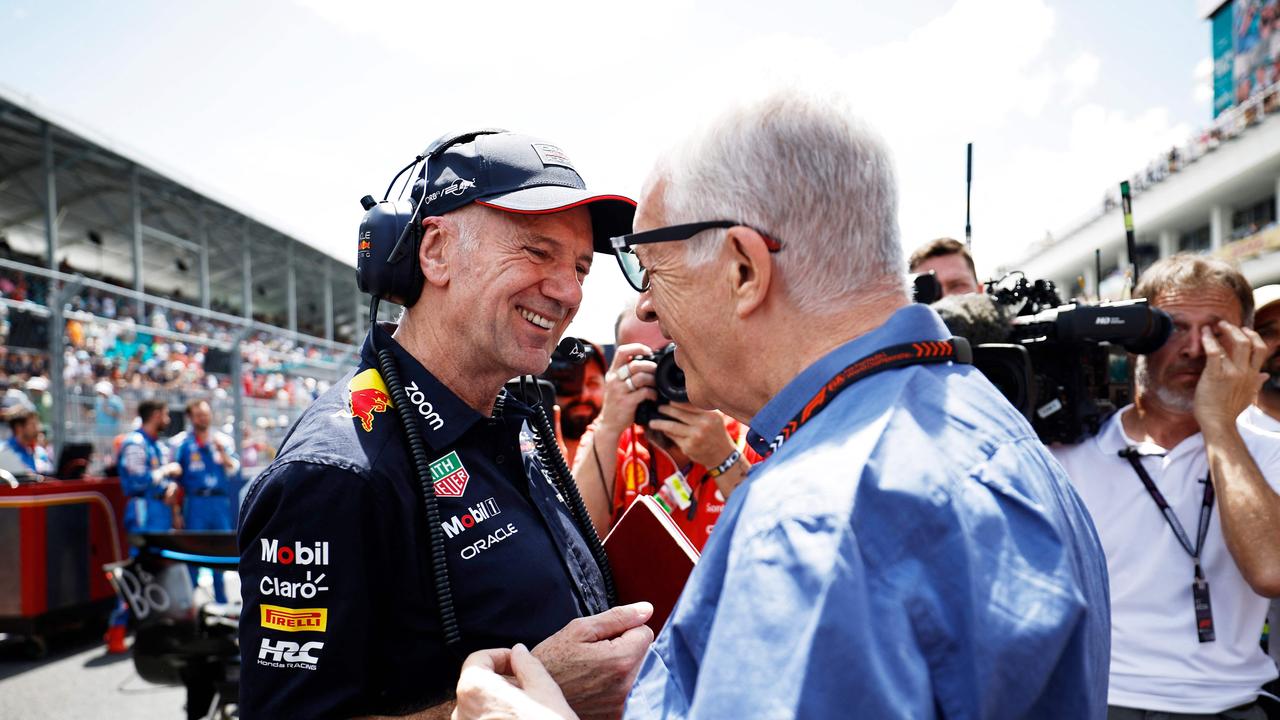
[262,0,1183,340]
[1063,52,1101,101]
[1192,55,1214,105]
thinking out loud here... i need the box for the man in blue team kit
[119,398,183,531]
[106,398,183,653]
[176,398,239,603]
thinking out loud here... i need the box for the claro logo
[260,539,329,566]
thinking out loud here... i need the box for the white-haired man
[452,93,1112,719]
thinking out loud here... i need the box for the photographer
[908,237,981,297]
[544,339,607,463]
[1053,255,1280,718]
[571,303,754,547]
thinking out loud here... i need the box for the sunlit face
[558,361,605,440]
[914,253,980,297]
[616,311,668,351]
[1254,302,1280,389]
[632,185,730,409]
[188,401,213,433]
[1137,285,1245,413]
[449,207,594,380]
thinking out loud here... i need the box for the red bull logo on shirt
[347,368,393,432]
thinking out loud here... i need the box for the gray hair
[650,90,907,314]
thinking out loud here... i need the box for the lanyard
[1118,446,1218,643]
[750,338,972,460]
[1118,447,1215,575]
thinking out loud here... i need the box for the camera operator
[1053,255,1280,719]
[545,339,607,463]
[908,237,981,297]
[237,131,652,720]
[1243,285,1280,433]
[571,302,755,547]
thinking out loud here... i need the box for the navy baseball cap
[413,130,635,254]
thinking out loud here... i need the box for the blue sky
[0,0,1211,341]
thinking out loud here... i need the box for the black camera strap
[753,338,972,460]
[1118,446,1216,643]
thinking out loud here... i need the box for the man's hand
[532,602,654,720]
[1194,320,1268,434]
[595,344,659,438]
[646,403,736,469]
[453,644,578,720]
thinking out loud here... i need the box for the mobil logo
[441,497,501,539]
[260,538,330,566]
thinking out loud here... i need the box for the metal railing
[0,257,360,474]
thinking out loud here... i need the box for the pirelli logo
[261,604,328,633]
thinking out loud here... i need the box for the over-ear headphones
[356,129,508,307]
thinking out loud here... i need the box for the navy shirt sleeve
[239,460,429,719]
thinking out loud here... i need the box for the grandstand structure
[1003,3,1280,298]
[0,86,379,476]
[1000,87,1280,297]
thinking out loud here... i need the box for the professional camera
[634,343,688,426]
[934,274,1172,445]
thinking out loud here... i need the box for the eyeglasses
[609,221,782,292]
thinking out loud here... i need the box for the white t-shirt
[1052,406,1280,713]
[1240,404,1280,434]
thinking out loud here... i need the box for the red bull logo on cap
[347,368,393,432]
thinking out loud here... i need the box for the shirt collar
[358,323,486,448]
[747,303,950,456]
[1095,404,1204,460]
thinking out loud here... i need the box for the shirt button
[496,455,505,464]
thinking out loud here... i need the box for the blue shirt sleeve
[117,436,160,500]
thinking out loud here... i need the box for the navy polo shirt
[238,324,608,719]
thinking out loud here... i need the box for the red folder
[603,495,700,632]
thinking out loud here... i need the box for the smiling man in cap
[238,131,652,719]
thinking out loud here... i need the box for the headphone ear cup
[356,200,426,307]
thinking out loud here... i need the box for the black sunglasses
[609,221,783,292]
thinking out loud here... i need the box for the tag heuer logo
[430,451,471,497]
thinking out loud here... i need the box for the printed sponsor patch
[441,497,501,539]
[260,571,330,600]
[531,143,575,170]
[257,638,323,670]
[347,368,393,432]
[261,604,328,633]
[260,539,330,566]
[430,450,471,497]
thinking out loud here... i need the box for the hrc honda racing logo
[258,638,323,670]
[260,538,329,566]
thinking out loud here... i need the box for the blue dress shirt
[625,304,1110,719]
